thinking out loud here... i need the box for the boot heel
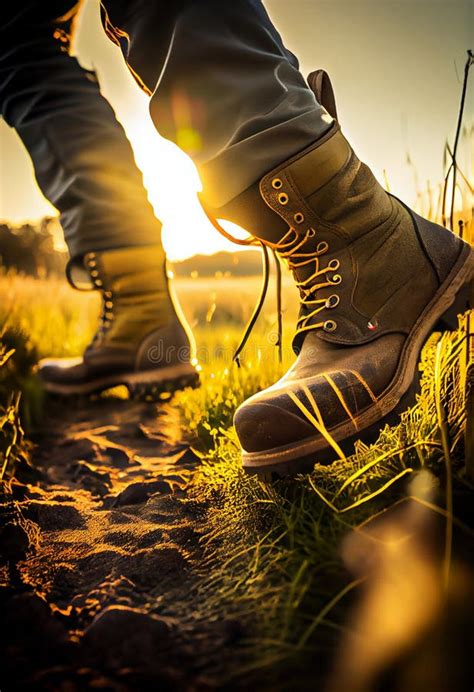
[435,279,474,332]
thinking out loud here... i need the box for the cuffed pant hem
[198,107,334,208]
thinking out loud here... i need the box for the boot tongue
[209,181,289,244]
[211,187,334,304]
[206,124,345,245]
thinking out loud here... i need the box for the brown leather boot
[211,81,474,476]
[38,245,199,397]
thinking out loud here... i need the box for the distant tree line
[1,217,270,278]
[172,250,263,277]
[0,218,67,277]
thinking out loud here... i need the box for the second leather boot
[39,245,199,397]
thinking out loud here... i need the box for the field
[1,264,473,688]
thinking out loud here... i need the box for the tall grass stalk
[442,50,474,231]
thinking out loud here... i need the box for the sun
[123,111,247,262]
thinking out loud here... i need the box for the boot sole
[42,362,200,398]
[242,245,474,477]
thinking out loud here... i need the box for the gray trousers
[1,1,331,260]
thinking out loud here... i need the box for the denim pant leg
[102,0,332,207]
[0,3,163,261]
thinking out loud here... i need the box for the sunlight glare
[126,114,246,262]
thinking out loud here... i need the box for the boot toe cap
[233,367,379,455]
[234,401,317,453]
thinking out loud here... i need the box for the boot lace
[201,202,341,365]
[267,226,341,338]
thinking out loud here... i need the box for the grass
[0,262,472,681]
[0,347,26,481]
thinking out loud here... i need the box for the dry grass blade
[0,348,15,367]
[310,469,414,515]
[332,441,440,501]
[323,373,358,430]
[434,337,453,590]
[287,388,346,461]
[464,310,474,481]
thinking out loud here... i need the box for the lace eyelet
[324,320,337,332]
[90,269,99,278]
[272,178,283,189]
[294,212,305,224]
[94,279,103,288]
[278,192,289,205]
[325,294,340,309]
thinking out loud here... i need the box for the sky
[0,0,472,260]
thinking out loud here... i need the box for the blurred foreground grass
[0,268,473,681]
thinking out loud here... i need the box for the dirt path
[0,397,240,691]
